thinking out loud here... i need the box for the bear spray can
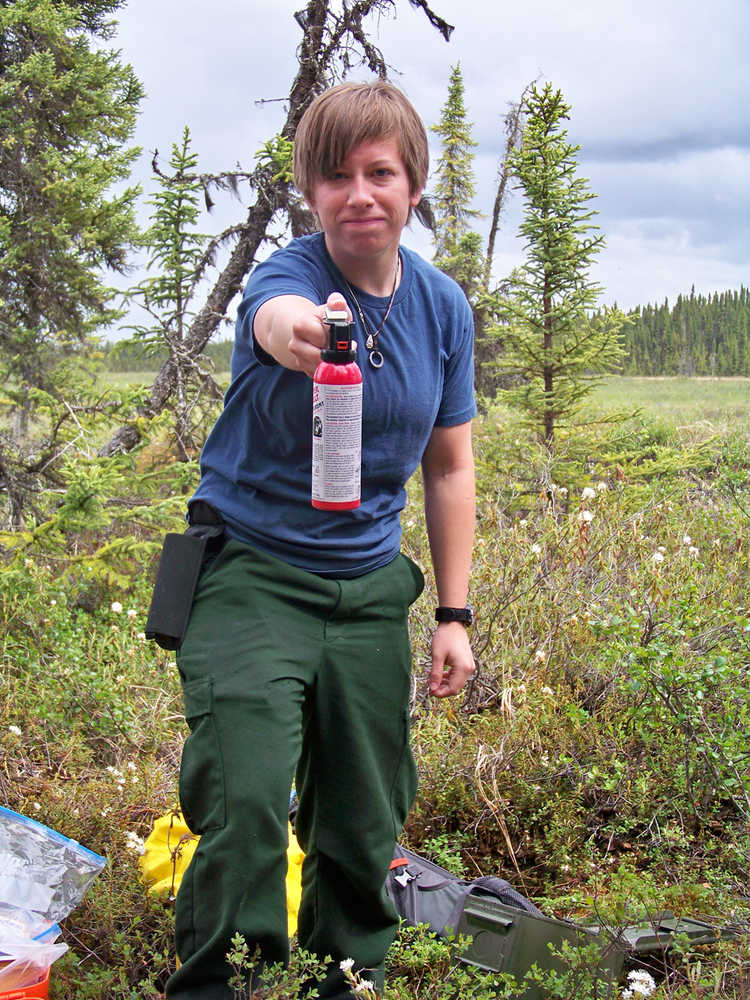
[312,309,363,510]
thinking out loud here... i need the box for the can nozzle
[322,308,356,362]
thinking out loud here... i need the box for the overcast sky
[112,0,749,333]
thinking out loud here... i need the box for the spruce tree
[0,0,141,522]
[497,83,625,443]
[430,63,480,273]
[430,63,494,399]
[126,128,219,460]
[0,0,142,387]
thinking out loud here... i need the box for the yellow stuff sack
[139,810,304,937]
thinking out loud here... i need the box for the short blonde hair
[293,81,429,203]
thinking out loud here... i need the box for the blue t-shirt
[192,233,475,577]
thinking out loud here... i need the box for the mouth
[342,217,385,226]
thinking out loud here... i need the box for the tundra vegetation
[1,1,748,998]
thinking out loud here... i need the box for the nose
[347,173,374,207]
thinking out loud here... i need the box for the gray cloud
[111,0,748,322]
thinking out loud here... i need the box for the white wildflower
[24,557,34,569]
[127,761,137,772]
[110,601,123,613]
[581,486,596,501]
[339,958,355,973]
[354,981,375,993]
[531,543,542,555]
[658,545,667,554]
[33,802,41,812]
[124,831,146,856]
[8,725,22,736]
[137,631,147,641]
[534,649,546,663]
[651,551,665,564]
[682,534,692,545]
[596,481,608,491]
[49,599,56,607]
[689,546,699,557]
[577,509,595,524]
[623,969,656,998]
[127,609,137,620]
[519,518,528,527]
[541,686,553,696]
[558,486,568,496]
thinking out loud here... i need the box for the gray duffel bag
[386,844,543,937]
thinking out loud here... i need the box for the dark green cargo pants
[165,539,423,1000]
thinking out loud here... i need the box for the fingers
[324,292,352,321]
[429,661,474,698]
[288,292,352,377]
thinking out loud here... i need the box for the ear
[409,188,424,208]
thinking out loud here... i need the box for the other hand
[428,622,475,698]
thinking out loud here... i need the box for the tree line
[102,338,234,373]
[101,284,750,380]
[621,286,750,377]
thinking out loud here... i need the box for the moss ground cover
[1,377,748,998]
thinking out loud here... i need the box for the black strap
[445,874,544,935]
[472,876,544,917]
[187,499,224,528]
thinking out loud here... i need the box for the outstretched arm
[421,421,476,698]
[254,292,352,376]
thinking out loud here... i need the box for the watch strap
[435,605,473,626]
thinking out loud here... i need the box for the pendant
[369,350,384,369]
[365,333,375,350]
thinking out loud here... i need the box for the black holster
[145,501,225,651]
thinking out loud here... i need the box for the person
[165,80,477,1000]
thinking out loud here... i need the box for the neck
[326,241,401,297]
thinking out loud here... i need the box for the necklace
[342,255,400,369]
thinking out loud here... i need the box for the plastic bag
[0,806,105,989]
[0,905,67,990]
[0,806,105,923]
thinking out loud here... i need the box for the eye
[325,168,349,182]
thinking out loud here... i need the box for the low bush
[1,387,748,998]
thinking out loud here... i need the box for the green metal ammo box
[456,896,721,999]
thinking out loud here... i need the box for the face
[306,136,423,279]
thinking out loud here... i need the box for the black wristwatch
[435,606,473,626]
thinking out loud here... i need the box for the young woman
[166,81,476,1000]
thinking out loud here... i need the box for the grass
[1,376,749,999]
[585,376,750,429]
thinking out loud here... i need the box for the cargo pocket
[178,678,226,834]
